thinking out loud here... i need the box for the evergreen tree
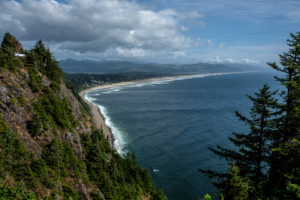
[199,84,279,198]
[267,32,300,142]
[0,32,15,53]
[265,32,300,198]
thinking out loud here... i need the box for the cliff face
[0,69,98,199]
[0,68,92,159]
[0,33,167,200]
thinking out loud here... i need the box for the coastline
[78,71,245,149]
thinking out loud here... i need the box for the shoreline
[78,71,246,149]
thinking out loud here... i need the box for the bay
[86,71,284,199]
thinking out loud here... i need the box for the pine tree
[267,32,300,142]
[43,139,64,180]
[199,84,279,197]
[0,32,15,53]
[265,32,300,197]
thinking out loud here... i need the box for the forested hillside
[0,32,167,200]
[199,32,300,199]
[64,73,164,94]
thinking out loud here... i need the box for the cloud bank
[204,56,260,64]
[0,0,209,54]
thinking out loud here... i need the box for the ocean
[84,71,284,200]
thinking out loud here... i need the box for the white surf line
[84,91,128,156]
[82,71,253,155]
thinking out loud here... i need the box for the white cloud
[198,21,206,27]
[0,0,209,53]
[0,14,12,21]
[194,38,214,47]
[207,39,214,47]
[116,47,146,58]
[180,26,189,31]
[204,56,260,64]
[168,51,186,59]
[179,10,206,20]
[219,42,225,48]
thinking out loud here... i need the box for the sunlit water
[85,71,284,199]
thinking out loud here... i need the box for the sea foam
[84,72,243,156]
[97,105,127,156]
[84,92,128,156]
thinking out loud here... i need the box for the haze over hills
[59,58,266,74]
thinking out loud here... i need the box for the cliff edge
[0,32,167,200]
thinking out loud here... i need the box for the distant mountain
[59,59,261,74]
[59,58,181,74]
[222,63,266,71]
[162,63,244,73]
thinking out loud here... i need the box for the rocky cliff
[0,33,167,200]
[0,68,92,159]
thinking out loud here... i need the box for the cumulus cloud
[198,21,207,27]
[194,38,214,47]
[0,0,209,53]
[179,10,206,20]
[168,51,186,59]
[219,42,225,48]
[204,56,260,64]
[180,26,189,31]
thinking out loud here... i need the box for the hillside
[0,33,167,200]
[59,59,249,74]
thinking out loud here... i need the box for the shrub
[0,183,37,200]
[9,99,16,104]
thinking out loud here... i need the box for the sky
[0,0,299,66]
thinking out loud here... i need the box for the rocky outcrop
[11,36,23,53]
[65,132,85,159]
[74,180,92,200]
[0,68,92,158]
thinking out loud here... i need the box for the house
[15,53,26,58]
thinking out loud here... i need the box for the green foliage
[0,32,18,72]
[199,84,280,198]
[1,32,15,52]
[200,32,300,199]
[50,81,61,92]
[0,33,167,200]
[9,99,16,104]
[26,87,77,136]
[0,183,37,200]
[272,139,300,199]
[80,129,167,200]
[28,69,43,93]
[200,194,212,200]
[62,184,80,200]
[17,95,27,107]
[221,162,253,200]
[22,39,64,83]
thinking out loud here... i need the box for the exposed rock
[74,180,92,200]
[54,194,64,200]
[0,68,93,158]
[64,132,85,159]
[91,188,106,200]
[55,181,64,194]
[11,36,23,53]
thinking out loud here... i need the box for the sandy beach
[78,72,243,148]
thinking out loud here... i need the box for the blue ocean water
[85,71,284,200]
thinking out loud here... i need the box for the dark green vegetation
[0,32,167,200]
[200,32,300,199]
[59,58,264,74]
[64,73,163,93]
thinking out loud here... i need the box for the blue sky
[1,0,299,67]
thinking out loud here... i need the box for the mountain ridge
[59,58,265,74]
